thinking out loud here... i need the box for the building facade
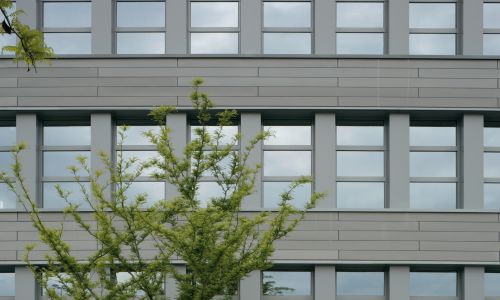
[1,0,500,299]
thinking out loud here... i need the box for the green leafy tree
[2,79,324,299]
[0,0,53,70]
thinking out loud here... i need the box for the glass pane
[410,126,456,146]
[263,33,311,54]
[409,3,455,28]
[196,151,234,177]
[115,272,146,296]
[117,2,165,27]
[337,151,384,177]
[337,272,385,296]
[485,153,500,178]
[264,151,311,176]
[43,182,91,209]
[119,125,160,146]
[0,35,16,54]
[337,182,384,208]
[337,126,384,146]
[485,127,500,147]
[197,181,224,207]
[484,34,500,55]
[263,182,311,208]
[123,182,165,206]
[262,271,311,296]
[120,151,160,176]
[117,33,165,54]
[409,34,456,55]
[190,126,239,145]
[44,273,69,296]
[484,3,500,28]
[336,33,384,55]
[0,2,15,23]
[0,127,15,146]
[337,2,384,28]
[264,126,311,145]
[263,2,311,28]
[0,183,16,209]
[190,33,239,54]
[410,183,456,209]
[43,151,90,177]
[0,151,14,176]
[410,272,457,296]
[43,2,91,27]
[0,273,14,296]
[191,2,238,27]
[44,126,90,146]
[484,184,500,209]
[485,273,500,296]
[44,33,91,55]
[410,152,456,177]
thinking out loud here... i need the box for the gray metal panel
[15,266,37,300]
[463,266,484,300]
[165,265,186,299]
[462,115,484,209]
[16,0,37,28]
[241,113,262,209]
[240,270,261,300]
[314,113,336,209]
[389,266,410,300]
[91,113,113,203]
[462,0,483,55]
[315,265,335,300]
[315,0,335,54]
[92,0,113,54]
[16,114,38,208]
[166,0,187,54]
[389,114,410,208]
[388,0,410,54]
[165,113,187,201]
[240,0,261,54]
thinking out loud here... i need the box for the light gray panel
[239,270,260,300]
[464,267,484,300]
[0,87,97,97]
[337,221,419,231]
[47,59,177,68]
[16,0,37,28]
[240,113,262,209]
[271,250,338,260]
[240,0,261,54]
[420,241,500,251]
[462,0,483,55]
[338,59,496,69]
[92,0,112,54]
[419,88,500,98]
[178,58,338,68]
[337,68,419,78]
[98,86,257,97]
[18,96,177,107]
[419,68,500,79]
[315,265,335,300]
[339,78,497,88]
[389,266,410,300]
[0,68,98,78]
[15,266,36,300]
[0,97,16,107]
[177,96,338,107]
[388,0,409,54]
[274,240,417,251]
[165,113,187,201]
[16,114,38,208]
[314,113,335,209]
[339,231,500,242]
[166,0,187,54]
[18,230,94,241]
[91,113,112,203]
[0,79,16,88]
[339,250,499,261]
[315,0,335,54]
[177,77,339,87]
[99,67,258,77]
[420,222,500,232]
[259,87,418,97]
[19,77,179,87]
[462,115,484,209]
[389,114,410,208]
[165,265,186,300]
[283,231,339,241]
[338,212,499,222]
[259,67,338,78]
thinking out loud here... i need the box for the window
[116,124,164,206]
[263,125,312,208]
[262,270,312,297]
[190,125,239,206]
[114,271,165,297]
[410,124,457,209]
[42,124,91,209]
[0,126,16,209]
[336,124,385,208]
[0,269,14,297]
[336,2,384,54]
[41,1,92,54]
[484,126,500,208]
[409,2,456,55]
[0,2,16,54]
[410,271,457,297]
[263,1,312,54]
[485,272,500,296]
[116,1,166,54]
[189,1,239,54]
[336,271,385,296]
[42,273,70,296]
[484,3,500,55]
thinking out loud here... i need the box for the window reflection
[263,2,311,28]
[197,181,225,207]
[190,33,239,54]
[44,33,92,55]
[410,183,456,209]
[43,182,91,209]
[409,34,456,55]
[337,126,384,146]
[410,127,456,147]
[337,33,384,55]
[44,273,70,296]
[263,182,310,208]
[263,33,311,54]
[117,33,165,54]
[0,184,16,209]
[484,4,500,28]
[484,127,500,147]
[119,125,160,146]
[123,182,165,206]
[337,2,384,28]
[337,182,384,208]
[410,272,457,296]
[337,151,384,177]
[43,151,90,177]
[0,127,15,146]
[410,152,456,177]
[409,3,455,29]
[117,2,165,27]
[264,126,311,145]
[120,151,161,176]
[262,271,311,296]
[44,126,91,146]
[484,184,500,209]
[484,34,500,55]
[485,153,500,178]
[485,272,500,296]
[190,2,239,27]
[264,151,311,176]
[0,152,14,176]
[337,271,385,296]
[190,126,239,145]
[43,2,91,28]
[0,273,14,296]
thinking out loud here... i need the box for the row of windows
[2,1,500,55]
[0,268,500,297]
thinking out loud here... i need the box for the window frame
[408,0,460,55]
[335,0,387,55]
[262,120,313,209]
[0,123,16,209]
[483,123,500,208]
[483,1,500,55]
[261,0,313,54]
[335,121,386,209]
[409,121,459,209]
[188,0,241,54]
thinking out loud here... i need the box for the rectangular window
[116,1,166,54]
[336,271,385,296]
[409,2,457,55]
[189,2,239,54]
[114,271,165,297]
[41,1,92,54]
[0,126,16,209]
[336,2,385,54]
[410,124,457,209]
[0,2,16,54]
[484,126,500,208]
[263,1,312,54]
[116,124,164,207]
[0,269,15,297]
[485,272,500,296]
[262,270,312,296]
[42,124,91,209]
[410,271,457,297]
[336,124,385,208]
[483,3,500,55]
[263,124,312,208]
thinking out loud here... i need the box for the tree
[2,78,324,299]
[0,0,52,70]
